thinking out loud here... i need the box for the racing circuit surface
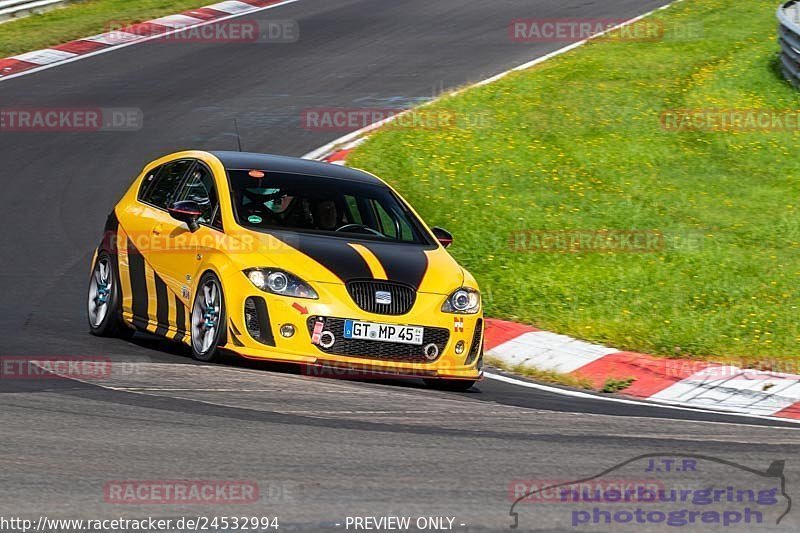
[1,0,799,531]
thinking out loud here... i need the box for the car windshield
[227,169,432,244]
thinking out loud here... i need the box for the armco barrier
[778,1,800,86]
[0,0,70,23]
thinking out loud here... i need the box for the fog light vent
[465,318,483,365]
[244,296,275,346]
[244,298,260,339]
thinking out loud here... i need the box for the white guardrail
[779,1,800,86]
[0,0,71,23]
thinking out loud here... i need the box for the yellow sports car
[88,151,483,389]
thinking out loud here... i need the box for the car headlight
[442,287,480,314]
[244,268,318,299]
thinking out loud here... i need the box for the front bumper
[223,280,483,380]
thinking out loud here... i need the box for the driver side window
[175,163,222,230]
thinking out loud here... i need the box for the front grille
[465,318,483,365]
[306,316,449,363]
[346,280,416,315]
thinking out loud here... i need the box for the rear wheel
[87,252,134,339]
[424,378,477,392]
[191,272,227,362]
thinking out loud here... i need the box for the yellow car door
[167,161,225,301]
[123,158,195,333]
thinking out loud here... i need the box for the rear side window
[138,168,161,201]
[138,159,194,209]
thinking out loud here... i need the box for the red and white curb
[313,140,800,423]
[0,0,295,81]
[482,319,800,420]
[315,152,800,424]
[303,0,800,423]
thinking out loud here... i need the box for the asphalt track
[1,0,799,531]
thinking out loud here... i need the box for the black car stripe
[362,242,429,290]
[254,297,276,346]
[99,211,121,277]
[276,233,373,283]
[127,239,149,326]
[154,274,169,337]
[99,210,119,254]
[173,294,187,342]
[229,325,245,347]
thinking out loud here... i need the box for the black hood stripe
[363,242,429,289]
[348,243,388,280]
[277,233,373,283]
[275,233,430,289]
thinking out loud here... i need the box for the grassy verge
[350,0,800,365]
[486,356,635,393]
[0,0,220,56]
[485,357,595,391]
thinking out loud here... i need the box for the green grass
[0,0,220,56]
[486,356,595,390]
[350,0,800,365]
[601,377,636,394]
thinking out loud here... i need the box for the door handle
[152,224,163,235]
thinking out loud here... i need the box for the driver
[313,199,340,231]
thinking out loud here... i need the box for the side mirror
[431,226,453,248]
[168,200,202,232]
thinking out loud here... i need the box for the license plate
[343,320,424,345]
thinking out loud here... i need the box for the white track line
[303,0,683,160]
[0,0,301,83]
[485,372,800,427]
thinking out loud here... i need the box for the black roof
[209,151,382,185]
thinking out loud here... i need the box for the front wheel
[424,378,477,392]
[191,272,227,362]
[87,251,134,339]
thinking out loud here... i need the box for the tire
[87,251,134,339]
[190,271,227,362]
[424,378,477,392]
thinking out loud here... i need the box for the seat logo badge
[375,290,392,305]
